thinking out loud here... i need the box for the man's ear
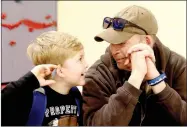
[145,35,154,47]
[146,36,151,44]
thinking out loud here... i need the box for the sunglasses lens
[113,18,125,30]
[103,17,111,29]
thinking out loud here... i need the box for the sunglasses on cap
[103,17,148,35]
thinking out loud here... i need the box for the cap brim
[94,27,134,44]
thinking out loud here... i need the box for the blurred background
[1,1,186,91]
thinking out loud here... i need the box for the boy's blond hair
[27,31,83,66]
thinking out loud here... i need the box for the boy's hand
[31,64,57,86]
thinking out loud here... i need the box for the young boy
[2,31,88,126]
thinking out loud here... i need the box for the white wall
[58,1,186,62]
[58,1,186,91]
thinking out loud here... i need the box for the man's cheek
[124,58,131,65]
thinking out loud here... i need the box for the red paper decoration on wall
[2,19,57,30]
[2,13,57,47]
[28,27,34,32]
[45,15,51,20]
[2,13,57,30]
[1,13,7,19]
[9,40,16,46]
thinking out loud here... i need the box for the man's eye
[122,42,126,46]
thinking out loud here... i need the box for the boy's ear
[56,67,65,78]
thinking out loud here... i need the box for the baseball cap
[94,5,158,44]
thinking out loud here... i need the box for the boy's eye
[79,55,84,62]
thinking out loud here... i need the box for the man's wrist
[152,81,166,94]
[147,71,167,94]
[128,71,144,89]
[147,70,160,80]
[147,71,167,86]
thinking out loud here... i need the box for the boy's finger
[43,80,56,86]
[46,64,57,69]
[44,67,54,76]
[43,64,57,73]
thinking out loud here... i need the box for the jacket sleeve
[82,64,142,125]
[1,71,40,125]
[2,71,40,100]
[153,52,187,125]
